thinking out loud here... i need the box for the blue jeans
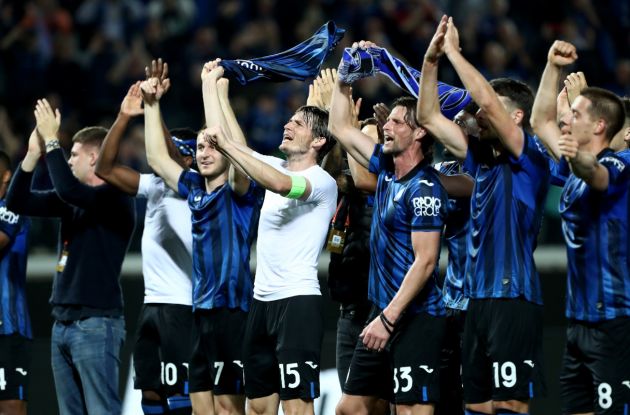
[51,317,126,415]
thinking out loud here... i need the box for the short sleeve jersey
[463,132,551,304]
[0,199,31,338]
[368,145,447,316]
[178,170,264,312]
[559,150,630,321]
[137,173,193,305]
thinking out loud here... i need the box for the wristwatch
[45,139,60,152]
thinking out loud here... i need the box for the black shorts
[188,308,248,395]
[243,296,323,401]
[436,308,466,415]
[462,298,546,404]
[133,303,193,395]
[343,305,446,405]
[0,333,31,401]
[560,317,630,415]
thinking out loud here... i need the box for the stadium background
[1,0,628,413]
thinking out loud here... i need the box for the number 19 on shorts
[493,361,517,388]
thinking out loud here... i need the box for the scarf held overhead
[338,45,471,120]
[220,21,345,85]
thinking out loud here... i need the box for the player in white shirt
[205,104,337,415]
[95,80,194,415]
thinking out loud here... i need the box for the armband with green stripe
[286,175,307,199]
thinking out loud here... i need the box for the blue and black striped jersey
[368,145,447,316]
[0,199,31,338]
[435,161,470,311]
[178,171,264,312]
[463,132,551,304]
[559,150,630,321]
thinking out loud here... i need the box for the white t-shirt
[138,173,193,305]
[252,154,337,301]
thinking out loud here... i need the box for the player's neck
[393,151,424,179]
[581,135,608,156]
[204,172,228,193]
[284,153,317,172]
[83,172,105,187]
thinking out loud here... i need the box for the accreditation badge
[326,227,346,254]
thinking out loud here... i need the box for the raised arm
[559,132,610,191]
[329,67,378,167]
[216,76,253,196]
[142,60,183,191]
[95,82,144,195]
[418,15,469,160]
[6,128,67,217]
[443,17,524,157]
[530,41,578,161]
[206,125,314,200]
[360,230,442,351]
[34,99,105,209]
[200,59,251,195]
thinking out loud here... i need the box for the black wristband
[379,311,395,328]
[379,312,394,335]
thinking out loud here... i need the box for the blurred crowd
[0,0,629,250]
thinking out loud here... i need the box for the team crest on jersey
[412,196,441,217]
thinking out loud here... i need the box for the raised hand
[564,71,588,105]
[26,127,44,156]
[203,125,230,149]
[144,58,171,100]
[318,68,337,110]
[201,58,225,84]
[425,15,448,63]
[306,78,322,108]
[373,102,390,130]
[217,77,229,99]
[547,40,578,67]
[120,81,144,117]
[33,99,61,141]
[140,78,160,105]
[558,132,578,159]
[443,17,461,56]
[350,91,362,129]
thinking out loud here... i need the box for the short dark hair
[489,78,534,131]
[295,105,336,162]
[0,150,10,171]
[580,87,625,141]
[72,126,108,148]
[390,96,434,162]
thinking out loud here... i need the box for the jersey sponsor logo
[193,194,202,203]
[419,365,434,373]
[600,156,626,172]
[0,207,19,225]
[412,196,442,217]
[419,179,434,187]
[15,368,27,376]
[622,380,630,389]
[523,360,535,368]
[233,360,243,368]
[384,175,393,182]
[305,361,318,369]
